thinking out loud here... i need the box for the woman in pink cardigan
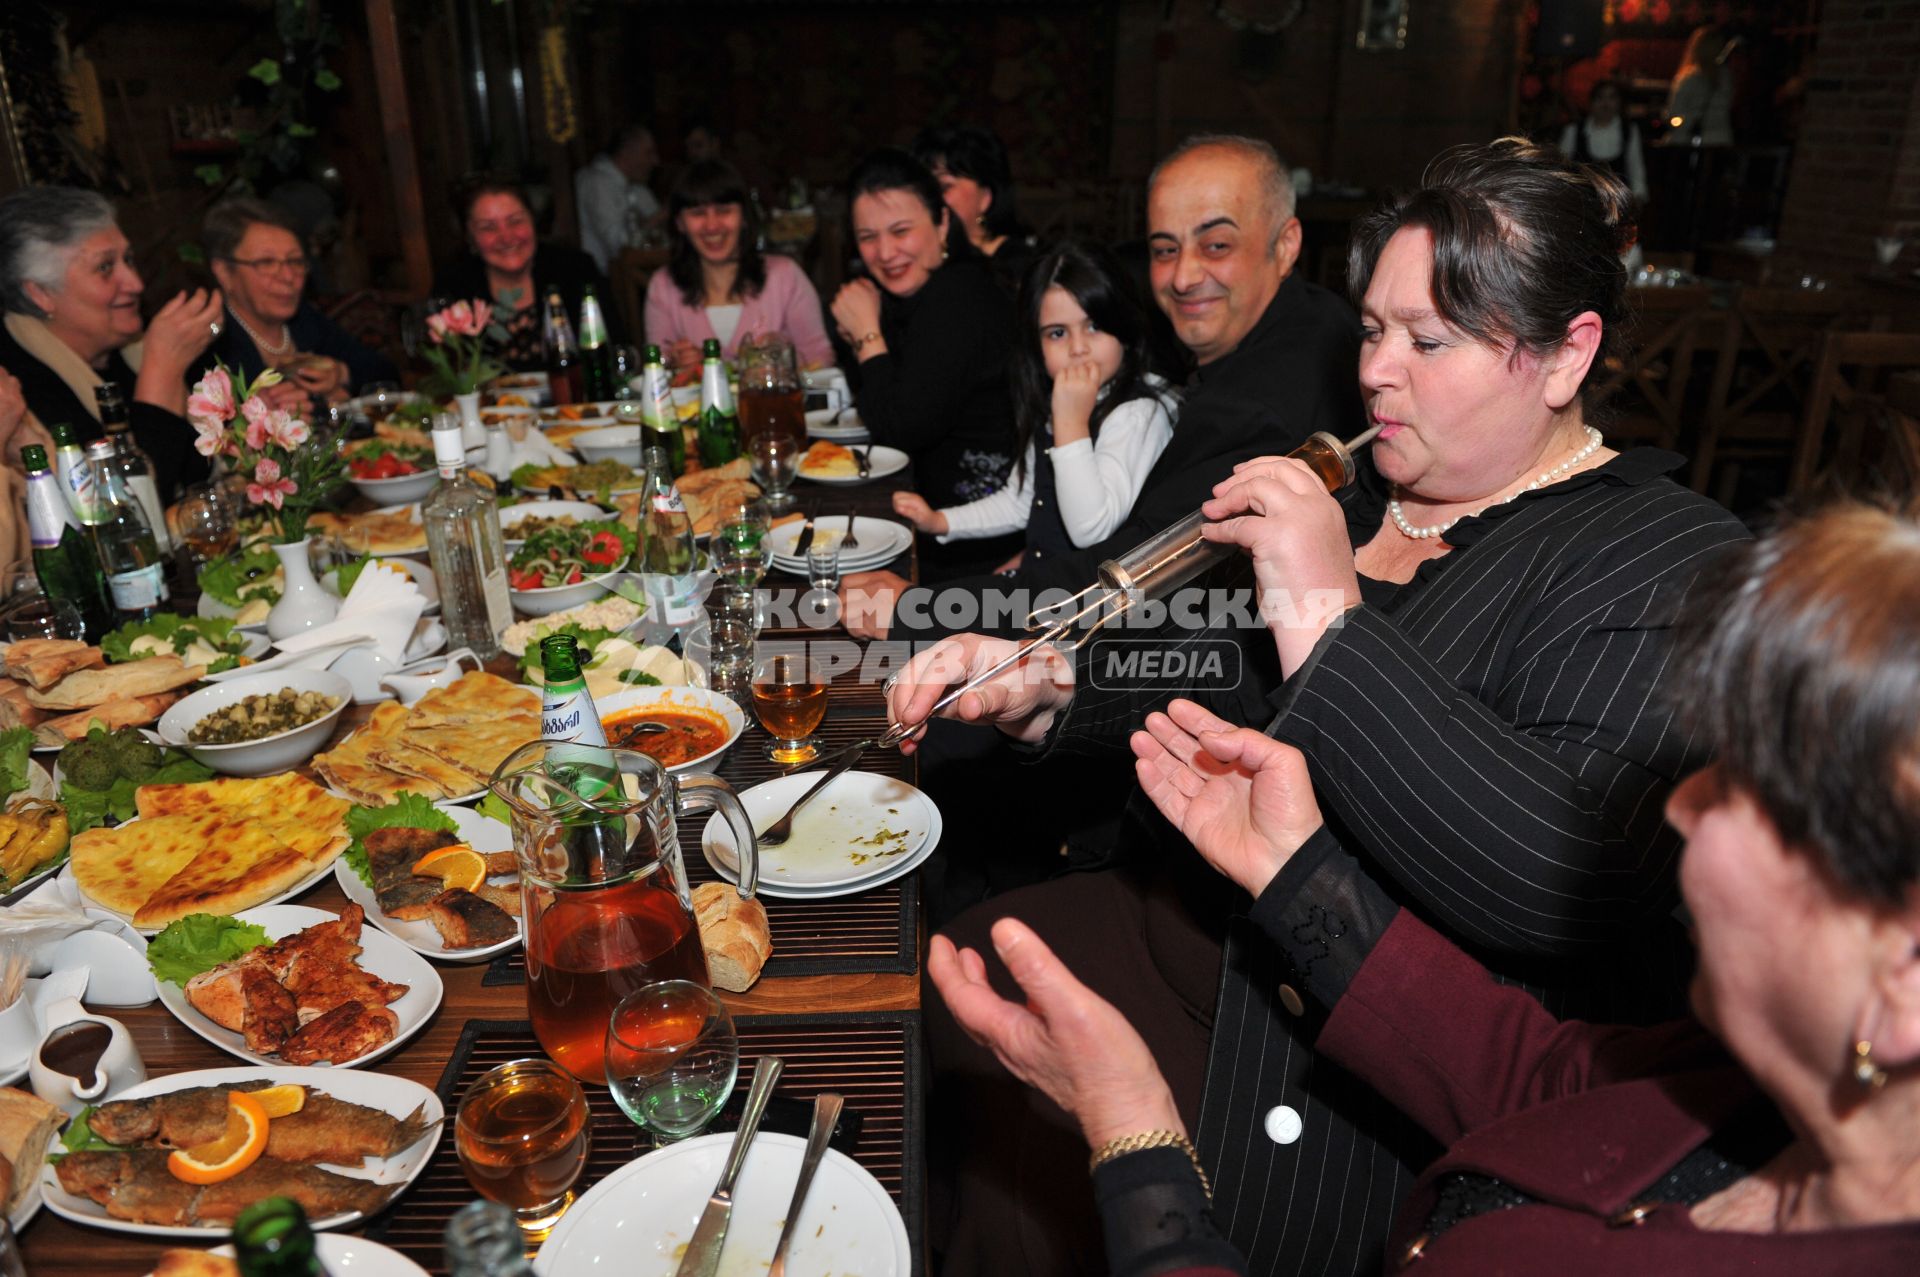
[643,159,834,369]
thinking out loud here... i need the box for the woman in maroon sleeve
[934,501,1920,1276]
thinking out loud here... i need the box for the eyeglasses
[226,255,310,275]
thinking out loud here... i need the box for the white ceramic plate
[153,904,442,1068]
[59,842,341,937]
[533,1131,908,1277]
[765,517,913,570]
[799,444,908,485]
[592,684,746,774]
[39,1064,443,1239]
[806,407,871,443]
[197,591,273,632]
[702,770,941,897]
[334,803,522,963]
[144,1235,429,1277]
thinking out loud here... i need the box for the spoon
[613,720,671,746]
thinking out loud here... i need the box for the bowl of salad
[507,519,636,615]
[344,438,439,505]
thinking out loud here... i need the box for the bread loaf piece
[691,882,771,991]
[0,1087,63,1215]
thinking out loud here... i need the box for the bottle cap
[20,445,48,473]
[431,424,468,471]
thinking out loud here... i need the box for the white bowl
[508,565,624,616]
[499,500,616,547]
[157,669,353,776]
[347,468,440,506]
[592,684,746,774]
[570,425,643,464]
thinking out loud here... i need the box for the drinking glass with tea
[752,652,828,764]
[488,737,760,1085]
[455,1058,591,1233]
[606,980,739,1141]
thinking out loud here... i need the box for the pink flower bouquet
[419,298,507,396]
[187,363,347,545]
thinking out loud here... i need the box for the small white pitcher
[29,997,146,1116]
[380,647,479,705]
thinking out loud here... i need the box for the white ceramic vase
[266,537,340,640]
[455,390,485,451]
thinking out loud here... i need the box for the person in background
[432,176,618,372]
[199,197,398,413]
[892,241,1175,566]
[575,124,663,272]
[912,124,1038,293]
[0,186,217,499]
[830,148,1019,564]
[1661,25,1737,147]
[1559,78,1648,201]
[643,159,833,369]
[934,500,1920,1275]
[684,120,722,165]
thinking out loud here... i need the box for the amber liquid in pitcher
[738,386,805,449]
[526,869,710,1085]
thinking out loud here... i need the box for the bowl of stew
[595,684,745,774]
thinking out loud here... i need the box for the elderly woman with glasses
[0,185,221,497]
[199,197,397,412]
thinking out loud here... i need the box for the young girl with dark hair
[643,159,833,368]
[893,242,1175,567]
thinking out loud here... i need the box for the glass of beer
[751,651,829,764]
[606,981,739,1142]
[456,1058,592,1233]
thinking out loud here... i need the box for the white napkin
[509,424,577,470]
[274,560,426,667]
[0,892,99,973]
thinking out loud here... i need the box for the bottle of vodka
[94,383,173,553]
[423,417,511,660]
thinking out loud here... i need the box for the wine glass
[4,594,86,641]
[456,1058,591,1234]
[605,981,740,1143]
[174,483,238,570]
[706,613,757,700]
[752,651,828,764]
[747,432,802,511]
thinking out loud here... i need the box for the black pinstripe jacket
[1042,448,1749,1276]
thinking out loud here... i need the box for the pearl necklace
[229,308,292,357]
[1388,426,1605,540]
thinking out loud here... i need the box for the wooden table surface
[20,472,927,1274]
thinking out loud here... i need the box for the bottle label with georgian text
[108,562,166,611]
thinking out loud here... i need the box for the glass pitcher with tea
[737,333,804,451]
[488,739,760,1085]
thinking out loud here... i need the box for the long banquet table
[21,472,931,1276]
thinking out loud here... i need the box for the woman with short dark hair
[938,499,1920,1274]
[0,185,220,497]
[642,159,832,368]
[829,148,1018,541]
[911,124,1038,291]
[198,197,397,406]
[894,137,1751,1275]
[431,176,617,372]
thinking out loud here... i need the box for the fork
[840,508,860,551]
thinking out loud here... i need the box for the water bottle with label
[538,633,616,800]
[85,440,169,622]
[639,445,699,630]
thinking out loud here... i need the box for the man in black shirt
[842,134,1364,631]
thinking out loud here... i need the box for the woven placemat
[361,1012,924,1275]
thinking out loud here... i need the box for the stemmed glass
[605,980,740,1143]
[710,497,771,615]
[174,482,238,571]
[747,432,802,511]
[455,1058,591,1235]
[751,651,828,764]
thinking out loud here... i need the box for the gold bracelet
[1088,1130,1211,1201]
[855,331,882,351]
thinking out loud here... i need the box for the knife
[675,1055,785,1277]
[768,1093,845,1277]
[854,445,871,479]
[793,513,816,558]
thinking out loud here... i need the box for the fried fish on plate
[54,1149,398,1226]
[86,1083,438,1166]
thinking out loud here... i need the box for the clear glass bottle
[94,383,172,553]
[86,439,169,622]
[445,1199,536,1277]
[639,444,698,628]
[21,445,115,640]
[423,417,511,660]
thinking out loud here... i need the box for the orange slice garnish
[167,1090,270,1184]
[413,844,487,892]
[250,1084,306,1118]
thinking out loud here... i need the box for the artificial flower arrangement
[419,299,508,396]
[187,364,346,545]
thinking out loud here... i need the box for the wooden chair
[1592,284,1720,451]
[611,247,670,347]
[1791,331,1920,495]
[1689,284,1856,495]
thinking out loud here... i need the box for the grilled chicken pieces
[184,905,406,1064]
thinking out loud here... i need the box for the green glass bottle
[21,445,115,640]
[539,633,616,800]
[638,344,685,475]
[232,1197,323,1277]
[577,285,613,401]
[696,337,741,467]
[48,421,99,526]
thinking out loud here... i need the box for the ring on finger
[208,321,222,337]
